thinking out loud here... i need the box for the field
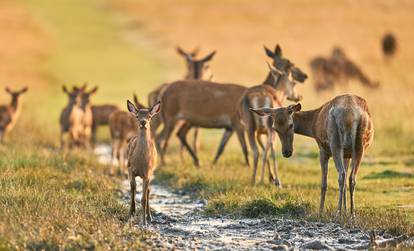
[0,0,413,249]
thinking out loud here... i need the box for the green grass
[155,139,414,236]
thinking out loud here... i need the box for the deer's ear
[288,103,302,114]
[20,86,28,93]
[275,44,282,57]
[62,85,69,94]
[176,46,187,57]
[201,51,216,63]
[291,67,308,83]
[149,101,161,116]
[5,87,12,94]
[89,86,98,95]
[127,100,138,114]
[264,45,275,59]
[250,107,274,117]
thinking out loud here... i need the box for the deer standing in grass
[148,47,215,162]
[60,85,85,148]
[0,86,28,143]
[240,45,307,186]
[78,85,98,148]
[109,94,145,175]
[156,44,306,167]
[91,104,119,144]
[253,94,374,216]
[126,100,161,225]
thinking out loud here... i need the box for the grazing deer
[109,94,145,175]
[382,32,397,60]
[0,86,28,143]
[78,85,98,148]
[126,100,161,225]
[253,94,374,217]
[310,47,379,92]
[59,85,85,148]
[91,104,119,144]
[157,44,306,167]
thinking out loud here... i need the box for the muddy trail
[95,145,412,250]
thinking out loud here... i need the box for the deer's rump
[160,80,247,129]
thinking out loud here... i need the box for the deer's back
[109,111,138,141]
[92,104,119,125]
[161,80,246,128]
[314,94,373,156]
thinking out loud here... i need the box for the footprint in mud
[95,144,410,250]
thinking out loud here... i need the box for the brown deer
[310,47,379,92]
[240,58,304,186]
[156,44,306,167]
[126,100,161,225]
[109,94,145,175]
[253,94,374,216]
[0,86,28,143]
[78,85,98,148]
[59,85,85,148]
[91,104,120,144]
[148,47,216,162]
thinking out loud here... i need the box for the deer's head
[127,100,161,130]
[5,86,28,102]
[250,103,301,157]
[264,44,307,102]
[177,46,216,80]
[79,85,98,110]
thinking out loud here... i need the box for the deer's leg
[192,127,200,155]
[319,149,329,214]
[158,122,175,165]
[235,126,249,167]
[343,158,350,214]
[111,139,119,175]
[142,178,149,225]
[129,177,136,219]
[212,129,233,165]
[269,131,281,187]
[260,133,270,184]
[60,130,65,149]
[146,186,152,223]
[331,140,345,217]
[91,123,97,145]
[177,122,200,167]
[247,128,259,185]
[350,148,364,217]
[119,144,126,175]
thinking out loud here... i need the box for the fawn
[126,99,161,224]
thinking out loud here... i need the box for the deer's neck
[262,73,286,105]
[10,97,21,113]
[138,128,152,144]
[293,109,319,138]
[262,72,277,86]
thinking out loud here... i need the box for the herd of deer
[2,38,395,225]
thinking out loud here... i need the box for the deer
[252,94,374,217]
[109,94,145,175]
[78,85,98,148]
[156,44,307,167]
[310,47,379,92]
[0,86,28,143]
[148,47,216,163]
[239,50,306,186]
[91,104,120,144]
[126,100,161,225]
[59,85,86,148]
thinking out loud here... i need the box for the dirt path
[95,144,409,250]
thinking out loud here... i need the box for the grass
[0,123,147,249]
[154,143,414,235]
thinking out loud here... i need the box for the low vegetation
[0,122,146,249]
